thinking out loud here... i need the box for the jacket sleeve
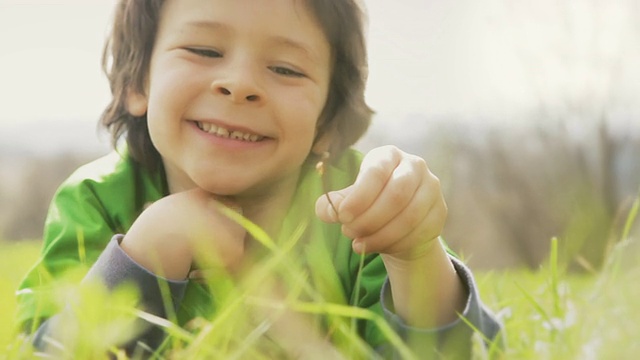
[379,255,503,359]
[15,178,123,333]
[15,152,162,333]
[31,236,188,355]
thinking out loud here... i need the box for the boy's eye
[269,66,305,78]
[186,48,222,58]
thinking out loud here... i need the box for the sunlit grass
[476,244,639,359]
[0,240,41,352]
[1,215,639,358]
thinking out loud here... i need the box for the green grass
[0,240,41,352]
[1,232,639,359]
[476,238,640,359]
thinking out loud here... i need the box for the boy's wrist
[380,236,442,267]
[120,230,193,281]
[381,240,466,327]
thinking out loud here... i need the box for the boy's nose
[210,68,263,103]
[212,85,260,102]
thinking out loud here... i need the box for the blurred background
[1,0,639,270]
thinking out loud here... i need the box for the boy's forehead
[156,0,330,60]
[158,0,318,29]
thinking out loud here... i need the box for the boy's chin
[193,178,254,197]
[197,183,244,197]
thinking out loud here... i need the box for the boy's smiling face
[128,0,331,202]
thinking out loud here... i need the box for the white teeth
[216,127,229,137]
[196,121,262,142]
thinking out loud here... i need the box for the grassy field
[0,240,41,353]
[475,238,640,359]
[1,234,638,359]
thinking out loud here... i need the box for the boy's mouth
[194,121,265,142]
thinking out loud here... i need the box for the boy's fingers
[340,156,424,238]
[351,181,446,255]
[315,186,353,223]
[339,146,402,223]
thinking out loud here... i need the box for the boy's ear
[126,88,148,116]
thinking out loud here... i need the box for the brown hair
[100,0,373,170]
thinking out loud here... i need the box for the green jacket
[16,148,501,356]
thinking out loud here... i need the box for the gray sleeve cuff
[32,235,190,354]
[83,235,188,317]
[380,255,503,355]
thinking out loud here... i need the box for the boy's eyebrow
[182,20,324,65]
[183,20,230,34]
[270,35,324,65]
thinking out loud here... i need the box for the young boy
[16,0,501,357]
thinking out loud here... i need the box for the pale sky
[1,0,639,145]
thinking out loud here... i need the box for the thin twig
[315,152,339,216]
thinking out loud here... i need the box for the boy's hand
[121,188,246,280]
[315,145,447,261]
